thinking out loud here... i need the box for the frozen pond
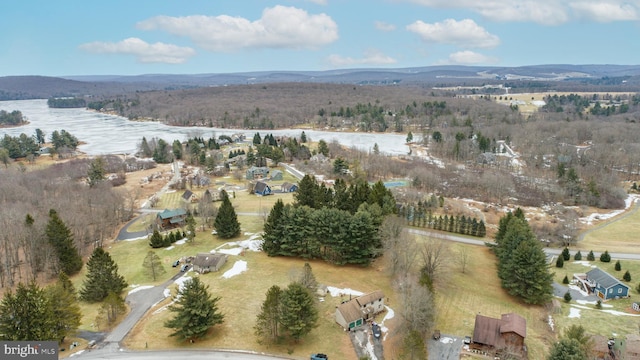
[0,99,410,156]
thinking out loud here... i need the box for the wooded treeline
[0,163,128,289]
[262,176,396,265]
[0,110,26,126]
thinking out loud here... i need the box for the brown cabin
[472,313,527,358]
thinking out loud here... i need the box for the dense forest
[0,110,26,126]
[47,97,86,108]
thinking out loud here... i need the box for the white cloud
[306,0,328,4]
[137,5,338,52]
[447,50,498,64]
[407,19,500,48]
[375,21,396,31]
[79,37,195,64]
[327,49,397,67]
[570,1,639,22]
[405,0,640,25]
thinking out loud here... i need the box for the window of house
[619,288,623,294]
[609,289,613,294]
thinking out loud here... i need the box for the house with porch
[281,182,298,192]
[574,268,630,301]
[156,208,187,229]
[335,290,385,330]
[253,181,272,196]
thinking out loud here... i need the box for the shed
[192,253,228,274]
[182,189,197,203]
[281,182,298,193]
[472,313,527,358]
[254,181,272,196]
[270,169,283,180]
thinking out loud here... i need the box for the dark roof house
[182,189,197,203]
[472,313,527,358]
[254,181,272,196]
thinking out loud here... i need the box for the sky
[1,0,639,76]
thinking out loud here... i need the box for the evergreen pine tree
[563,275,570,284]
[165,277,224,340]
[254,285,282,344]
[279,282,318,342]
[47,272,81,342]
[294,175,319,208]
[574,251,582,261]
[624,270,631,282]
[556,256,564,268]
[548,338,584,360]
[87,156,106,188]
[95,292,126,329]
[214,191,241,239]
[46,209,83,275]
[600,250,611,262]
[298,263,318,291]
[564,290,572,303]
[0,281,57,341]
[615,260,622,271]
[142,251,166,281]
[477,221,486,237]
[587,250,595,261]
[149,229,165,248]
[185,213,196,244]
[262,199,285,256]
[562,247,571,261]
[80,247,128,302]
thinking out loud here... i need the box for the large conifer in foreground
[46,209,83,275]
[279,282,318,342]
[214,190,241,238]
[0,282,57,341]
[165,277,224,340]
[80,247,127,302]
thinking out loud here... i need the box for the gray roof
[182,190,194,201]
[254,181,270,193]
[587,268,630,290]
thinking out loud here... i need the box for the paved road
[75,350,292,360]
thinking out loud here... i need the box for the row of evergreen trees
[399,205,486,237]
[262,200,380,265]
[149,229,187,248]
[261,177,396,265]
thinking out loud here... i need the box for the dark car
[372,323,381,339]
[172,260,180,267]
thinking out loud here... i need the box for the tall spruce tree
[47,272,81,342]
[294,175,319,208]
[46,209,83,275]
[254,285,283,344]
[0,281,57,341]
[279,282,318,342]
[165,277,224,340]
[214,191,241,238]
[80,247,128,302]
[262,199,285,256]
[495,211,554,305]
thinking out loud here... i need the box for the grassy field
[578,202,640,253]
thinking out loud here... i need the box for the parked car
[180,264,188,272]
[310,354,328,360]
[464,336,471,345]
[433,330,441,340]
[372,323,381,339]
[172,260,180,267]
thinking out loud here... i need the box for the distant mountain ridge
[1,64,639,100]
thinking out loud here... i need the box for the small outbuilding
[270,170,283,180]
[192,253,228,274]
[182,189,198,203]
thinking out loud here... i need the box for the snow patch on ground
[380,306,395,340]
[576,299,613,308]
[216,247,244,256]
[440,337,454,344]
[568,307,581,318]
[573,261,596,268]
[213,233,263,255]
[364,340,378,360]
[124,235,148,242]
[222,260,247,279]
[580,194,639,225]
[175,238,187,245]
[548,315,555,331]
[571,304,640,317]
[163,289,171,298]
[326,286,364,297]
[128,285,153,295]
[165,246,174,250]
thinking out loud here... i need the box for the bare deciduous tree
[419,235,450,285]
